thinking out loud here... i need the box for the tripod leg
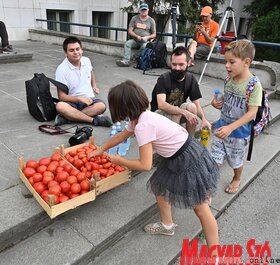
[198,10,230,84]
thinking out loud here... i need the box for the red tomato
[67,175,78,185]
[76,172,86,183]
[42,174,54,185]
[33,182,46,195]
[48,185,61,196]
[74,159,83,169]
[39,157,51,167]
[23,167,36,178]
[55,166,64,174]
[60,181,71,193]
[51,152,62,161]
[80,179,90,191]
[28,176,34,186]
[101,158,108,164]
[71,183,81,194]
[37,165,47,174]
[81,190,88,194]
[41,190,49,198]
[91,162,99,170]
[67,156,74,164]
[69,150,77,156]
[103,162,112,169]
[56,171,69,183]
[99,168,108,176]
[48,180,59,188]
[33,172,43,183]
[63,163,73,173]
[85,162,92,171]
[26,160,38,169]
[70,168,80,176]
[43,194,60,205]
[115,165,125,172]
[106,168,115,177]
[59,194,69,203]
[69,193,80,199]
[59,160,66,167]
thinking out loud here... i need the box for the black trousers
[0,21,9,47]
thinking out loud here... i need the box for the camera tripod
[198,5,237,84]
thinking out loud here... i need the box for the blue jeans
[123,39,147,63]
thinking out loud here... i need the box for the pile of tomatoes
[23,152,91,205]
[22,144,125,205]
[64,144,125,180]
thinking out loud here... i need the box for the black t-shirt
[150,72,202,111]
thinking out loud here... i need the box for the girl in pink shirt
[88,80,220,252]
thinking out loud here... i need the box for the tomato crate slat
[59,136,132,196]
[19,156,96,219]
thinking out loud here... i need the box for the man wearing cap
[116,3,156,67]
[187,6,219,65]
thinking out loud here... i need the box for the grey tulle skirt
[147,136,220,209]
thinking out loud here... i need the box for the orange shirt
[196,20,219,48]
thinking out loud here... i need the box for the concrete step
[0,99,279,265]
[0,52,33,64]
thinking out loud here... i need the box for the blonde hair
[224,39,255,61]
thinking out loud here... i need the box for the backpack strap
[245,75,258,161]
[38,124,74,135]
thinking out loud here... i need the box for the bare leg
[156,195,173,225]
[225,166,242,193]
[194,202,218,253]
[184,103,197,136]
[56,101,106,123]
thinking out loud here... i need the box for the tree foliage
[244,0,280,62]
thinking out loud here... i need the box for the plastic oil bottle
[200,128,209,147]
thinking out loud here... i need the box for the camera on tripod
[68,126,93,146]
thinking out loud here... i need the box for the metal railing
[36,19,280,49]
[36,19,193,45]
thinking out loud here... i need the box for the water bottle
[118,139,128,156]
[216,43,222,58]
[108,125,118,155]
[115,122,122,134]
[200,128,209,147]
[214,89,223,101]
[124,120,131,151]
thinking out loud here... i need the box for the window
[92,12,111,38]
[237,18,245,35]
[46,10,71,33]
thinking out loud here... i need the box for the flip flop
[225,183,240,194]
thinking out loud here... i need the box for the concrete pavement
[0,40,280,265]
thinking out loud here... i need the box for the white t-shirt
[55,56,95,98]
[127,111,188,158]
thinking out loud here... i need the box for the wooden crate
[60,136,132,196]
[19,157,96,219]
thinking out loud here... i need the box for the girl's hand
[87,147,104,159]
[107,154,122,165]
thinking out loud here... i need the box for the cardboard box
[19,157,96,219]
[60,137,132,196]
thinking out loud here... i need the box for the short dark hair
[63,36,82,52]
[171,46,191,61]
[108,80,149,123]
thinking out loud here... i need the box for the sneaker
[54,114,71,126]
[93,115,112,127]
[116,59,130,67]
[1,45,17,54]
[143,222,177,236]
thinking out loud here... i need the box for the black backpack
[25,73,68,122]
[136,40,167,72]
[148,40,168,69]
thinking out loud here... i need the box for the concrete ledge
[0,52,33,64]
[29,28,280,90]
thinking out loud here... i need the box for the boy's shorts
[210,134,249,169]
[69,98,105,111]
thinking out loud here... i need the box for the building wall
[1,0,254,42]
[0,0,129,41]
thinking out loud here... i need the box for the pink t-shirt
[127,111,189,158]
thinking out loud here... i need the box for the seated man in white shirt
[55,36,112,127]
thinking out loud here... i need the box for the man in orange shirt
[188,6,219,65]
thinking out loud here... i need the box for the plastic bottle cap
[214,89,221,94]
